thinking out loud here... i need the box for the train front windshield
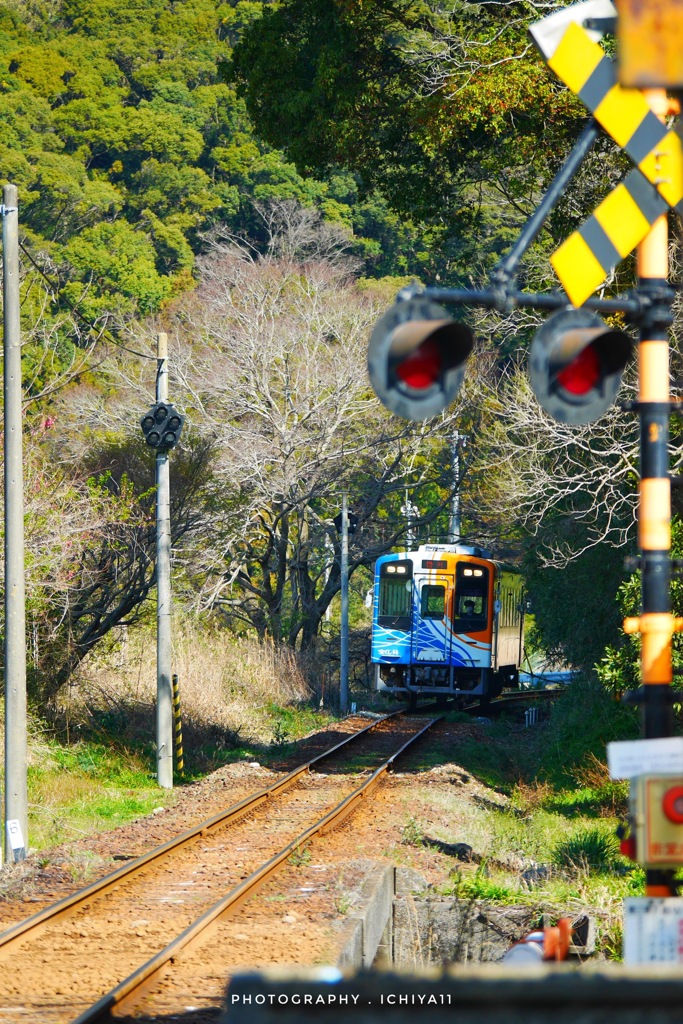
[454,563,489,627]
[378,560,413,630]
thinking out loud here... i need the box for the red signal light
[662,785,683,824]
[529,308,632,425]
[367,297,474,420]
[556,344,601,395]
[396,339,442,389]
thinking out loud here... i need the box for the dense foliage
[3,0,679,702]
[0,0,467,329]
[230,0,595,283]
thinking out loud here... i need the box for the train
[371,542,525,703]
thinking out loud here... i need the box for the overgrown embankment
[5,642,650,962]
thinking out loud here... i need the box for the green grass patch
[552,826,621,873]
[447,868,520,905]
[540,782,629,818]
[264,702,338,751]
[27,737,171,850]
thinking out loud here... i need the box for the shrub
[552,826,621,873]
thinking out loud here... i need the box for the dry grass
[569,752,612,790]
[58,622,325,752]
[511,780,554,812]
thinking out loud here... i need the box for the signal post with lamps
[366,1,683,956]
[139,333,185,789]
[620,87,683,900]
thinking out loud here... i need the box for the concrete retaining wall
[336,863,542,970]
[337,865,395,969]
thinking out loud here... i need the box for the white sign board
[607,737,683,779]
[5,819,25,862]
[624,898,683,964]
[529,0,616,60]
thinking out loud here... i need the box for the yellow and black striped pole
[172,673,184,778]
[622,89,683,898]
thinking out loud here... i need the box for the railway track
[0,710,439,1024]
[410,685,560,717]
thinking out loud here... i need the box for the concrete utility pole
[155,332,173,789]
[2,183,28,863]
[448,431,467,544]
[400,489,417,549]
[339,494,349,714]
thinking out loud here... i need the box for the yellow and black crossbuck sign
[545,21,683,306]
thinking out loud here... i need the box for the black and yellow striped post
[619,88,683,898]
[172,673,184,778]
[533,18,683,895]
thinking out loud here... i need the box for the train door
[493,569,525,675]
[412,573,453,666]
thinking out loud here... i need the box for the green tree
[597,519,683,694]
[229,0,582,239]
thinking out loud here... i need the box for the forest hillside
[1,0,681,712]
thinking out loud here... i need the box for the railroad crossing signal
[367,2,681,424]
[365,0,683,915]
[532,17,683,307]
[140,402,185,450]
[529,308,632,425]
[367,297,473,420]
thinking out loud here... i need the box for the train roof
[376,544,522,575]
[417,542,492,558]
[376,543,490,564]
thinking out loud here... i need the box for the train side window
[454,564,488,625]
[420,584,445,619]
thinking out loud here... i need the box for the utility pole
[2,183,28,863]
[155,332,173,789]
[339,493,349,714]
[400,488,418,549]
[448,431,467,544]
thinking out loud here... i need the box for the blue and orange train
[371,542,525,701]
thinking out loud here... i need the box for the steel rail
[70,715,441,1023]
[0,708,412,954]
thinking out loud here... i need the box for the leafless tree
[470,360,642,566]
[168,242,479,647]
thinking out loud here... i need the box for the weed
[335,894,352,915]
[400,816,425,847]
[65,851,108,885]
[601,918,624,961]
[552,826,621,874]
[271,720,290,748]
[441,710,473,724]
[570,752,611,790]
[446,866,519,905]
[511,780,554,813]
[289,844,312,867]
